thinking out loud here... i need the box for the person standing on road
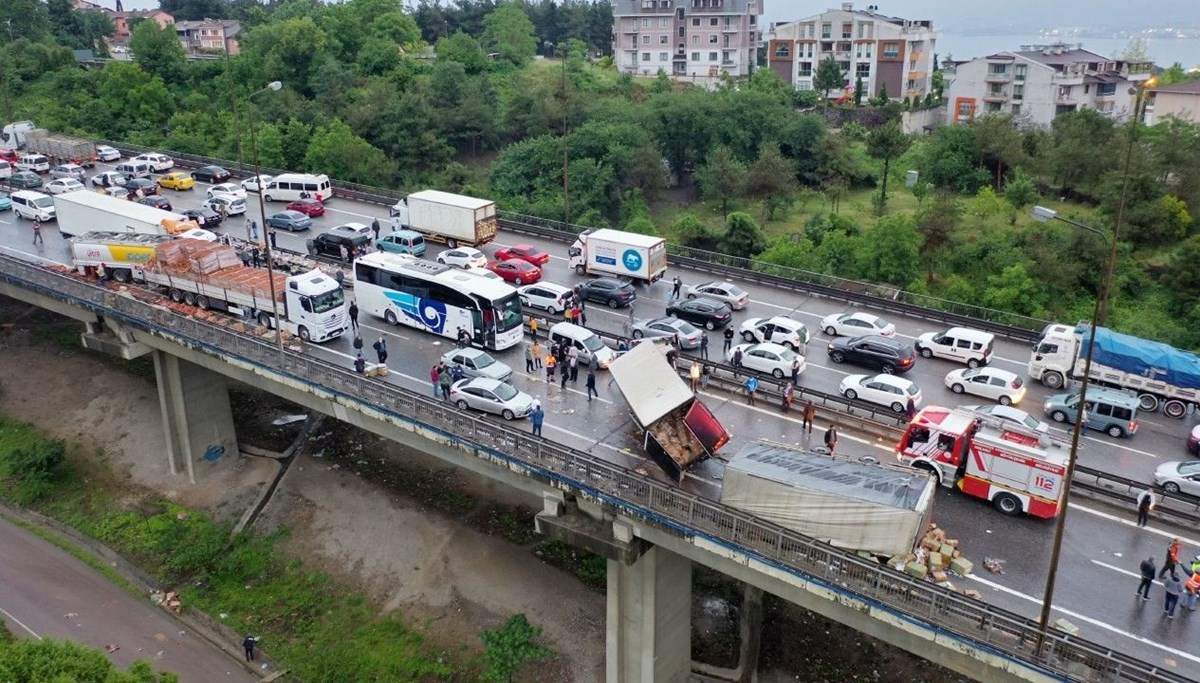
[429,365,440,397]
[782,382,794,413]
[585,368,598,401]
[824,425,839,455]
[529,317,539,339]
[373,336,388,365]
[545,353,557,383]
[339,244,349,263]
[32,223,43,246]
[1183,567,1200,612]
[732,346,744,378]
[352,335,363,355]
[1164,571,1183,618]
[690,362,701,393]
[249,217,257,240]
[560,359,570,389]
[723,327,734,354]
[532,339,543,369]
[525,344,535,374]
[1160,538,1183,579]
[803,400,815,434]
[1136,487,1155,527]
[348,301,359,332]
[791,358,802,387]
[438,365,453,400]
[700,333,709,360]
[568,347,579,382]
[269,228,277,250]
[670,276,682,300]
[251,247,261,268]
[243,635,257,662]
[1137,556,1156,601]
[371,218,381,240]
[354,353,367,374]
[905,397,916,422]
[744,376,758,406]
[531,404,545,436]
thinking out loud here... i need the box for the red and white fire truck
[897,406,1069,518]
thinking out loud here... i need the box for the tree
[854,76,864,106]
[1119,36,1150,63]
[874,82,889,106]
[746,142,797,220]
[482,2,538,68]
[304,120,395,186]
[625,216,659,236]
[915,192,961,284]
[674,213,721,252]
[1161,235,1200,315]
[160,0,231,21]
[1003,170,1037,223]
[0,637,180,682]
[437,31,488,74]
[813,58,843,111]
[129,19,187,83]
[972,113,1026,189]
[982,263,1046,317]
[857,214,921,286]
[695,145,746,218]
[866,121,911,214]
[722,212,768,259]
[1050,109,1117,194]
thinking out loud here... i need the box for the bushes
[0,427,68,504]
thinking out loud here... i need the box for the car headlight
[1043,401,1052,412]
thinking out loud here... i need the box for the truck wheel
[298,326,311,342]
[919,347,933,358]
[830,351,844,363]
[184,292,197,306]
[1106,425,1125,438]
[384,310,398,326]
[950,383,964,394]
[999,395,1013,406]
[1163,400,1187,419]
[1137,394,1159,412]
[1050,410,1068,423]
[257,312,272,328]
[575,264,586,275]
[1041,371,1065,389]
[607,298,619,309]
[447,239,458,249]
[993,493,1022,516]
[196,295,210,310]
[112,269,132,283]
[169,288,184,303]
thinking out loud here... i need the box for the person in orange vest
[1183,566,1200,612]
[1159,538,1183,579]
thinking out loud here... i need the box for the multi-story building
[944,44,1153,127]
[175,19,242,55]
[112,9,176,45]
[1144,79,1200,124]
[764,2,936,101]
[611,0,763,81]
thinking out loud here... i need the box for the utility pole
[560,46,570,225]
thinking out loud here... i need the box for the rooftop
[1152,79,1200,95]
[1014,44,1111,67]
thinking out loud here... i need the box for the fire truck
[897,406,1069,518]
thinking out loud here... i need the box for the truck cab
[282,271,348,343]
[1028,324,1078,389]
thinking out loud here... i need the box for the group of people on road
[1137,537,1200,619]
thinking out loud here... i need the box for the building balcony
[1052,71,1085,85]
[984,74,1011,83]
[909,51,924,62]
[722,25,741,32]
[983,94,1009,103]
[722,59,735,66]
[1055,95,1078,105]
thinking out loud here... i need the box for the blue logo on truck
[622,249,643,273]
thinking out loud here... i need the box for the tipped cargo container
[54,191,197,238]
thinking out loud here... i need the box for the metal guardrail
[92,141,1050,343]
[0,255,1188,683]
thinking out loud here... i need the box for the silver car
[448,377,534,420]
[1153,461,1200,496]
[51,163,87,181]
[440,347,513,383]
[631,317,703,349]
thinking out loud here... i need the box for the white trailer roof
[608,339,692,427]
[54,190,185,224]
[407,190,493,210]
[584,228,665,249]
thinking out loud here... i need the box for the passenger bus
[353,252,524,351]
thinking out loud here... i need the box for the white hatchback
[437,247,488,269]
[727,342,804,379]
[204,194,246,216]
[240,174,273,192]
[945,367,1026,405]
[207,183,247,200]
[517,282,573,313]
[820,311,896,338]
[739,316,809,350]
[840,374,921,413]
[132,153,174,171]
[686,281,749,309]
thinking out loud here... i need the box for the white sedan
[945,367,1026,405]
[962,404,1049,433]
[240,174,273,192]
[727,342,805,379]
[44,178,86,195]
[207,183,247,200]
[449,377,534,420]
[95,145,122,162]
[739,316,809,350]
[686,281,749,309]
[840,374,921,413]
[437,247,487,269]
[820,311,896,338]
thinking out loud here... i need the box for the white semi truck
[54,191,197,238]
[70,233,349,343]
[568,228,668,285]
[389,190,498,248]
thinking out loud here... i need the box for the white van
[262,173,332,203]
[16,154,50,173]
[132,153,173,171]
[11,190,57,222]
[114,160,153,179]
[549,322,617,369]
[915,327,994,367]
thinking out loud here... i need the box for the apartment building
[764,2,936,101]
[611,0,763,80]
[944,44,1153,128]
[1144,79,1200,124]
[175,19,242,55]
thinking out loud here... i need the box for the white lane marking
[966,574,1200,667]
[324,205,379,221]
[1092,560,1163,585]
[0,606,41,639]
[1080,436,1160,459]
[1069,502,1200,547]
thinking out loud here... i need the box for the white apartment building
[763,2,936,101]
[611,0,764,80]
[944,44,1154,128]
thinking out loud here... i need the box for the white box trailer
[54,191,195,238]
[389,190,497,248]
[568,228,668,284]
[720,440,936,556]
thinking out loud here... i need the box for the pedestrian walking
[525,344,535,373]
[354,353,367,374]
[249,218,258,240]
[586,369,598,401]
[530,317,539,339]
[622,316,633,336]
[243,635,257,662]
[1136,487,1155,527]
[700,333,709,360]
[577,306,587,327]
[905,397,916,421]
[568,349,580,382]
[670,276,682,300]
[438,366,453,400]
[1137,556,1156,600]
[732,346,744,378]
[32,223,43,245]
[1164,572,1183,618]
[1160,538,1183,579]
[429,365,440,397]
[790,358,802,387]
[782,383,794,412]
[824,425,839,455]
[545,353,557,382]
[723,327,734,354]
[269,228,277,250]
[690,362,701,392]
[352,335,363,354]
[373,336,388,364]
[251,247,261,268]
[371,218,381,240]
[803,400,815,434]
[1183,568,1200,612]
[532,340,543,369]
[531,404,545,436]
[348,301,359,332]
[744,376,758,406]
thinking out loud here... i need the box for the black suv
[579,278,636,308]
[665,297,732,330]
[181,206,223,227]
[307,227,371,262]
[827,335,916,373]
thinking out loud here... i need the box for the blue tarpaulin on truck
[1081,325,1200,390]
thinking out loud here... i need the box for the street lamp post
[244,81,283,356]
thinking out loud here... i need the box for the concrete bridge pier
[152,350,239,483]
[606,544,693,683]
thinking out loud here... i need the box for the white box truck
[389,190,497,248]
[568,228,668,284]
[721,440,936,557]
[54,191,196,238]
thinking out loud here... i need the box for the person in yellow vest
[1185,558,1200,611]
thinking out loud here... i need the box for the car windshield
[1176,462,1200,475]
[493,294,524,333]
[492,383,518,401]
[309,287,345,314]
[582,334,604,352]
[472,352,496,369]
[726,284,746,297]
[905,384,919,396]
[778,348,796,362]
[32,197,54,208]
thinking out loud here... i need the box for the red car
[489,258,542,285]
[0,149,18,163]
[286,198,326,217]
[493,244,550,266]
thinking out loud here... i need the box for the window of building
[642,34,650,44]
[774,43,790,58]
[988,84,1004,96]
[857,22,867,38]
[678,8,685,19]
[710,17,718,26]
[957,101,973,118]
[837,60,849,73]
[907,78,917,91]
[722,50,731,63]
[987,63,1008,76]
[692,17,700,26]
[1012,85,1024,100]
[660,52,669,61]
[641,18,650,27]
[797,82,813,90]
[722,35,730,47]
[820,23,831,39]
[710,35,718,43]
[749,15,756,25]
[678,42,685,50]
[659,18,669,27]
[1011,104,1021,115]
[708,51,718,61]
[986,102,1002,112]
[678,26,685,37]
[691,35,698,44]
[856,63,870,77]
[841,23,852,39]
[798,62,813,77]
[642,52,651,61]
[883,42,899,58]
[1014,64,1027,81]
[660,35,669,44]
